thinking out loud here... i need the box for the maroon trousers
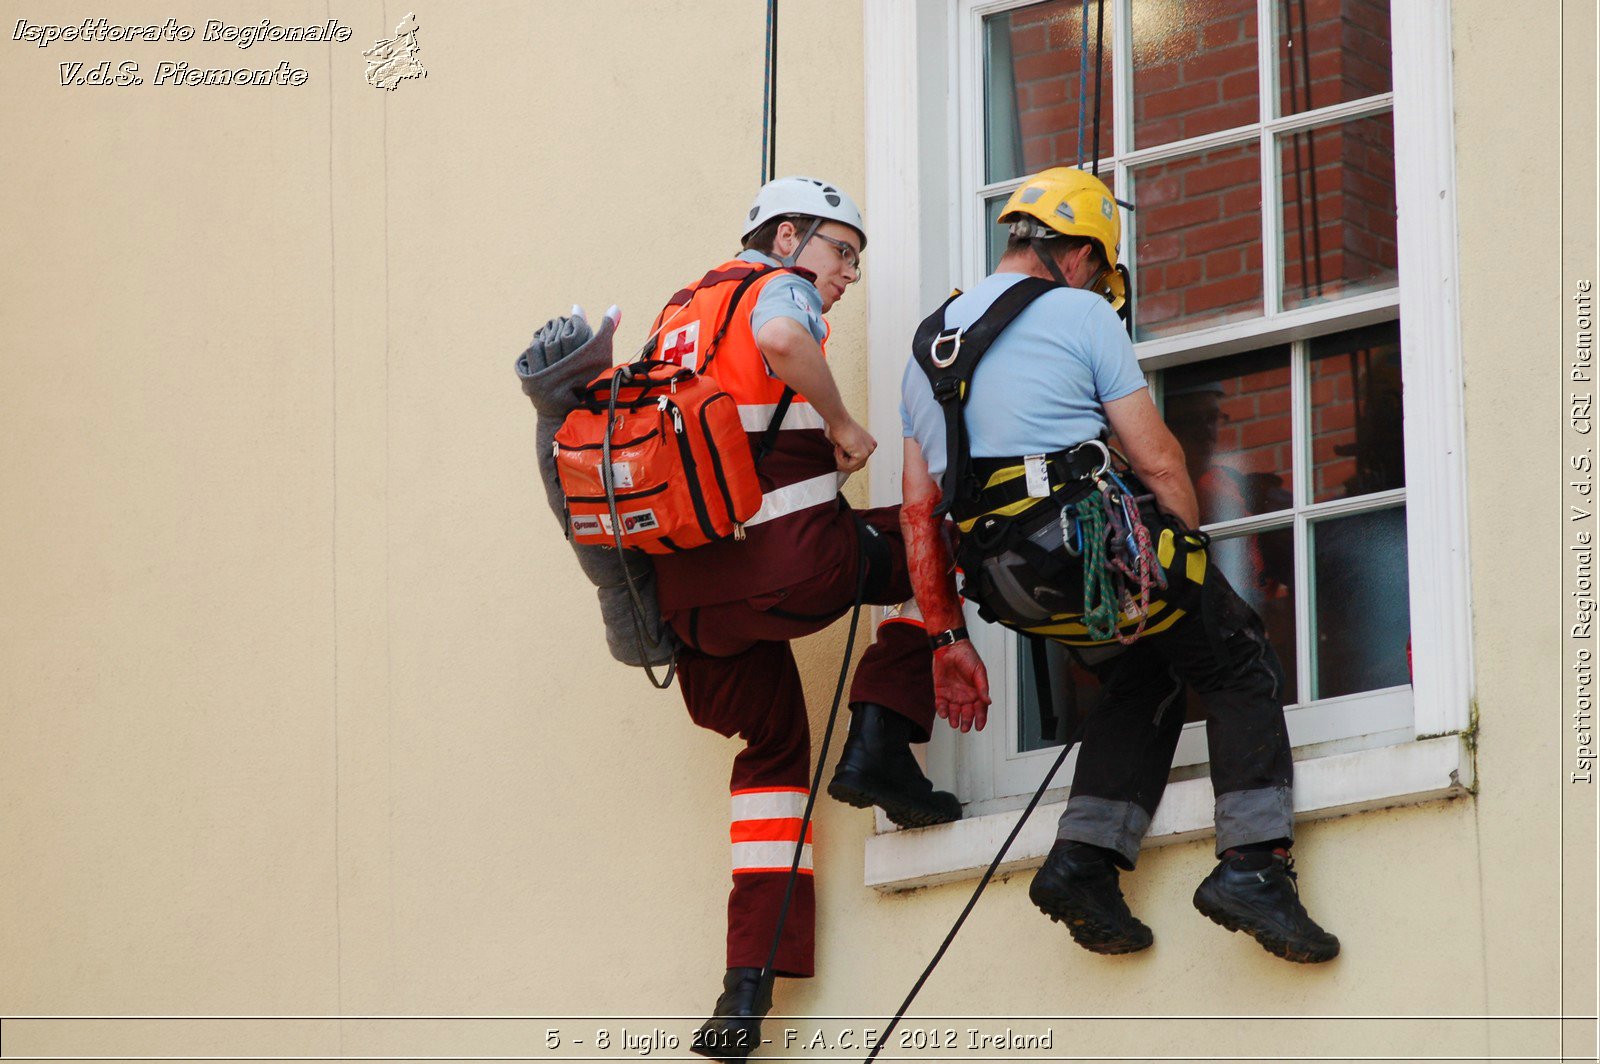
[663,505,936,977]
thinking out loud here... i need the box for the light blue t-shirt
[739,249,826,344]
[900,273,1146,481]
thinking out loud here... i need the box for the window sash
[863,0,1470,819]
[956,0,1422,792]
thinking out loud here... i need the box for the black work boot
[1193,850,1340,963]
[1028,840,1154,954]
[827,703,961,828]
[689,967,772,1063]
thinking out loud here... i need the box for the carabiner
[1076,438,1112,480]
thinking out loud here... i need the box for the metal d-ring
[929,329,962,369]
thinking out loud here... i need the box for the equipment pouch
[962,507,1086,627]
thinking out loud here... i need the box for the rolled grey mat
[515,310,679,667]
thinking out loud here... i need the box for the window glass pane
[1018,638,1100,752]
[1310,505,1410,699]
[1280,114,1397,308]
[984,2,1117,185]
[1163,346,1294,521]
[985,170,1118,274]
[1181,523,1298,722]
[985,194,1010,274]
[1133,0,1259,149]
[1308,321,1405,502]
[1277,0,1392,117]
[1132,141,1263,339]
[1217,525,1298,692]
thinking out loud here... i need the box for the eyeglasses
[810,232,863,278]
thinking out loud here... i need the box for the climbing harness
[911,282,1207,647]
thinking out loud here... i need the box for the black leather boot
[689,967,772,1063]
[827,702,962,828]
[1193,850,1340,963]
[1029,840,1154,955]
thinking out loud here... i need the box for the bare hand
[828,419,877,473]
[933,641,990,732]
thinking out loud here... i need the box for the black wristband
[929,626,969,651]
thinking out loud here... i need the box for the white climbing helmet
[740,176,866,251]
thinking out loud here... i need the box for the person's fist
[827,419,877,473]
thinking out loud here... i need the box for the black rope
[1293,0,1325,295]
[760,0,778,185]
[863,730,1079,1063]
[1089,0,1106,175]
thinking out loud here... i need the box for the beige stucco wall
[0,1,1593,1062]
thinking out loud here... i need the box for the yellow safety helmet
[998,167,1127,311]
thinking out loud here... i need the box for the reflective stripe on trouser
[743,471,844,529]
[1052,567,1295,866]
[678,639,817,977]
[731,788,814,875]
[668,506,936,976]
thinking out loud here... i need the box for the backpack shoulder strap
[910,276,1061,515]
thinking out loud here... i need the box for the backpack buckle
[929,327,963,369]
[932,376,963,403]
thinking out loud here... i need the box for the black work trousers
[1053,567,1295,867]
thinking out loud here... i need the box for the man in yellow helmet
[898,167,1340,963]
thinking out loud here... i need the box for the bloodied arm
[901,437,991,732]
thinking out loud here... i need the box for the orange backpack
[553,360,764,553]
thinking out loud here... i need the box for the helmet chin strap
[1032,239,1071,286]
[779,217,823,268]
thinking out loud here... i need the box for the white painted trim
[1389,0,1474,737]
[1133,289,1401,368]
[865,735,1471,892]
[1258,0,1283,317]
[863,0,924,510]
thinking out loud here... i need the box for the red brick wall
[1000,1,1115,177]
[1309,321,1404,500]
[1131,0,1259,148]
[1133,141,1264,338]
[990,0,1396,335]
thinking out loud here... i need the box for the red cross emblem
[661,322,700,369]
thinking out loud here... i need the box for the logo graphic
[661,321,701,370]
[571,509,659,537]
[364,13,425,91]
[1102,196,1115,219]
[621,508,659,534]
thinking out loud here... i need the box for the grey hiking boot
[1193,850,1340,963]
[1028,841,1153,955]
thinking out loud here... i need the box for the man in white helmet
[644,177,961,1062]
[900,167,1339,967]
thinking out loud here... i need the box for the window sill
[861,733,1473,893]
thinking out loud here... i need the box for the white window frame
[861,0,1473,889]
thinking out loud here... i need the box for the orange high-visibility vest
[649,258,852,610]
